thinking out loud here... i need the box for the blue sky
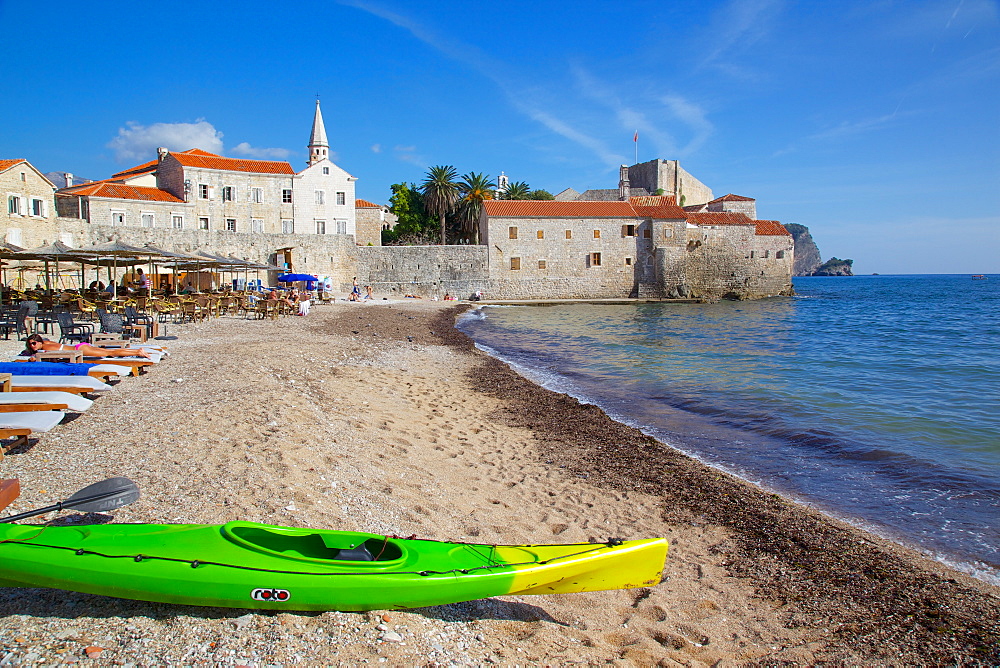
[2,0,997,273]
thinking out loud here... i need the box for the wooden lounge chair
[7,375,113,395]
[0,390,93,412]
[0,479,19,512]
[0,411,65,461]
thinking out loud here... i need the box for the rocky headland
[787,223,854,276]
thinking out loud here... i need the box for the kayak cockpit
[221,522,403,564]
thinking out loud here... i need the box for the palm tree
[421,165,459,245]
[501,180,531,200]
[457,172,494,244]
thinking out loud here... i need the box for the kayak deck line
[0,534,621,577]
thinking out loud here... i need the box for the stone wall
[352,245,490,299]
[627,160,715,206]
[11,218,359,289]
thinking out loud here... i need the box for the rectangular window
[282,189,292,203]
[315,190,325,205]
[623,224,636,237]
[222,186,234,202]
[536,230,544,239]
[281,219,294,234]
[111,211,125,226]
[141,212,155,228]
[199,184,209,199]
[593,229,601,239]
[663,228,673,238]
[510,257,521,270]
[322,166,330,175]
[172,215,184,230]
[589,252,602,267]
[336,191,346,205]
[538,259,547,269]
[508,226,518,239]
[763,250,770,258]
[198,217,209,230]
[336,219,347,235]
[251,188,263,203]
[643,228,651,239]
[316,220,326,234]
[251,218,264,233]
[565,230,572,239]
[31,199,45,217]
[6,228,22,245]
[625,257,633,266]
[225,218,236,232]
[750,250,756,259]
[776,250,785,259]
[7,195,21,215]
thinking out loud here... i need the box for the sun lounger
[6,360,131,380]
[8,376,112,394]
[0,411,65,460]
[0,391,93,412]
[0,479,19,512]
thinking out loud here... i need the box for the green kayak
[0,521,668,611]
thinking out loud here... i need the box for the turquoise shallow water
[457,275,1000,584]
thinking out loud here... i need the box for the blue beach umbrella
[277,273,318,282]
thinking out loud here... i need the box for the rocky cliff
[813,257,854,276]
[785,223,822,276]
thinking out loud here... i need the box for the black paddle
[0,477,140,523]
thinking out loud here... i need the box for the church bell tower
[307,100,329,166]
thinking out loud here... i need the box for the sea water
[456,275,1000,585]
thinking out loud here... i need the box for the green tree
[501,180,531,200]
[457,172,494,244]
[384,183,436,245]
[528,189,554,200]
[421,165,459,245]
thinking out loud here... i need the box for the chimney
[157,147,169,162]
[64,172,73,187]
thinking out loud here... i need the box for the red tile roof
[168,152,295,175]
[754,220,791,236]
[355,199,381,208]
[708,193,756,203]
[684,211,756,226]
[486,200,639,217]
[111,160,158,179]
[0,159,26,173]
[57,182,184,203]
[628,195,677,207]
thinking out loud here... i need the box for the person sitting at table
[21,334,152,359]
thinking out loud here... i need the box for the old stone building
[54,101,356,240]
[2,159,57,248]
[477,196,793,300]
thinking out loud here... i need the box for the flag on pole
[633,131,638,142]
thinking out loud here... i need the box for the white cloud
[371,143,382,153]
[107,120,224,162]
[231,142,293,159]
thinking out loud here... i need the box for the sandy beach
[0,300,997,666]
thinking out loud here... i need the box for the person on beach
[22,334,152,359]
[364,285,373,300]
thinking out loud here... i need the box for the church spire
[308,99,329,165]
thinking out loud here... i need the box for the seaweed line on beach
[423,305,1000,665]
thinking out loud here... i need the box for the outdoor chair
[14,305,34,340]
[55,309,94,345]
[96,310,142,340]
[124,306,156,339]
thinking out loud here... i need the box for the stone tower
[618,165,630,200]
[308,100,329,165]
[496,171,509,197]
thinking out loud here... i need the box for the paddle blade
[65,477,140,513]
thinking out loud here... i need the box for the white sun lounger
[9,376,112,393]
[13,359,135,376]
[0,391,93,412]
[0,411,66,460]
[0,411,65,432]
